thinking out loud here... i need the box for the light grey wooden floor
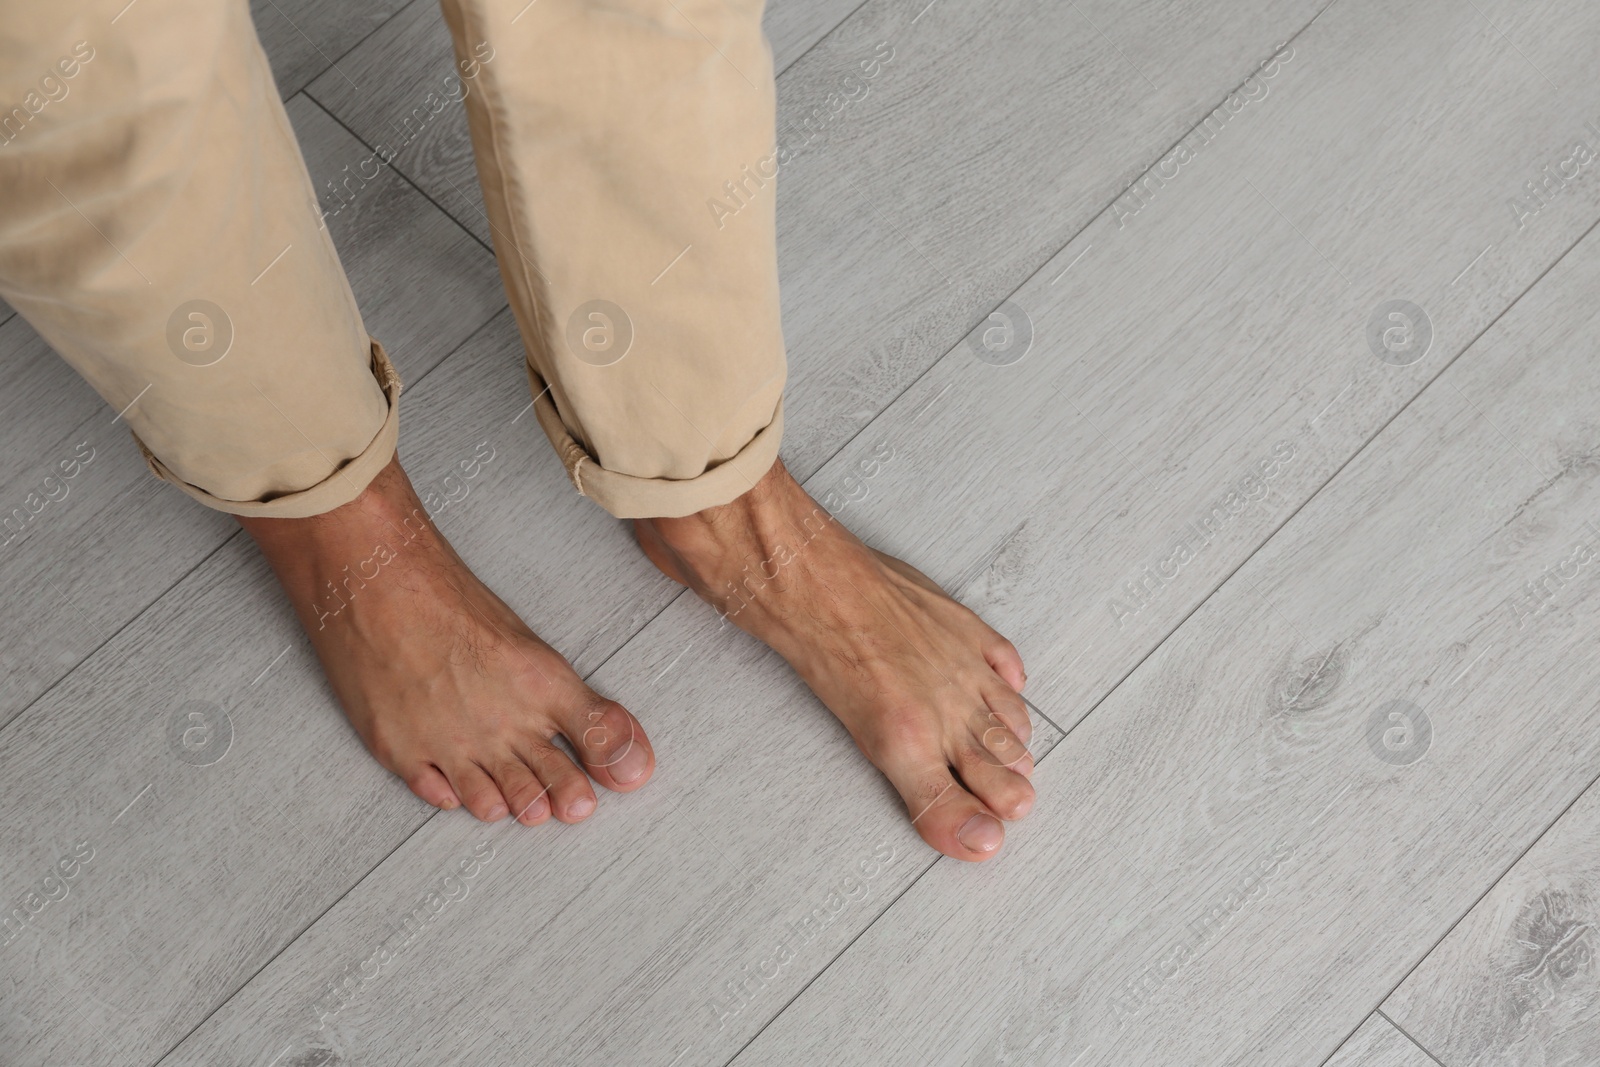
[4,0,1599,1064]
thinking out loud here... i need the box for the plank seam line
[142,592,697,1065]
[149,4,1588,1064]
[0,266,507,741]
[776,0,1342,493]
[145,190,1600,1064]
[299,0,871,263]
[296,88,503,262]
[774,0,876,76]
[1373,1009,1451,1067]
[293,91,514,381]
[1340,755,1600,1065]
[0,523,242,735]
[279,0,431,101]
[731,57,1600,1067]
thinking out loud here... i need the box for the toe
[887,759,1008,862]
[405,765,462,812]
[522,737,599,823]
[954,740,1035,821]
[979,685,1033,749]
[559,699,655,792]
[983,633,1027,692]
[485,754,551,825]
[447,762,510,822]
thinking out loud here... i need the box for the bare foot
[238,454,653,824]
[635,459,1032,861]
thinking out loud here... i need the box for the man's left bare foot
[634,459,1033,861]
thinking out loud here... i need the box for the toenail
[517,796,548,822]
[608,741,649,783]
[569,795,596,819]
[957,813,1004,853]
[485,802,508,821]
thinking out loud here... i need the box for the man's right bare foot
[237,454,653,825]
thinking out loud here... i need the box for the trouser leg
[0,0,397,518]
[438,0,786,519]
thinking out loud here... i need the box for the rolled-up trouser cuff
[134,340,402,519]
[527,360,781,520]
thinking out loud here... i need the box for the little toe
[560,699,655,792]
[523,737,599,823]
[405,765,462,812]
[983,633,1027,693]
[448,762,510,822]
[954,742,1035,821]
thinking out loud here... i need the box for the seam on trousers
[461,1,554,391]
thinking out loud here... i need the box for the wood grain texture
[304,0,495,246]
[0,311,685,1066]
[1383,775,1600,1066]
[302,0,928,244]
[6,0,1600,1066]
[310,0,1330,475]
[0,94,504,731]
[736,103,1600,1067]
[144,0,1600,1062]
[151,566,1069,1067]
[251,0,412,100]
[1325,1015,1442,1067]
[301,0,889,248]
[286,94,505,384]
[765,0,867,71]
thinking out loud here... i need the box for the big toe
[899,766,1008,862]
[559,699,655,792]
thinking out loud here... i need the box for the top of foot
[635,459,1033,861]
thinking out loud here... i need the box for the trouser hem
[133,340,402,519]
[526,360,782,520]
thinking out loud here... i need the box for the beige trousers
[0,0,786,519]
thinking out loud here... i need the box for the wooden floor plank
[1382,770,1600,1066]
[0,94,505,730]
[252,0,413,100]
[734,67,1600,1067]
[136,0,1600,1064]
[1325,1015,1442,1067]
[308,0,1328,481]
[299,0,901,248]
[0,310,687,1066]
[766,0,867,72]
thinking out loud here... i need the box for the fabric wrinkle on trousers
[0,0,786,520]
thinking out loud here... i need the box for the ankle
[237,454,438,589]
